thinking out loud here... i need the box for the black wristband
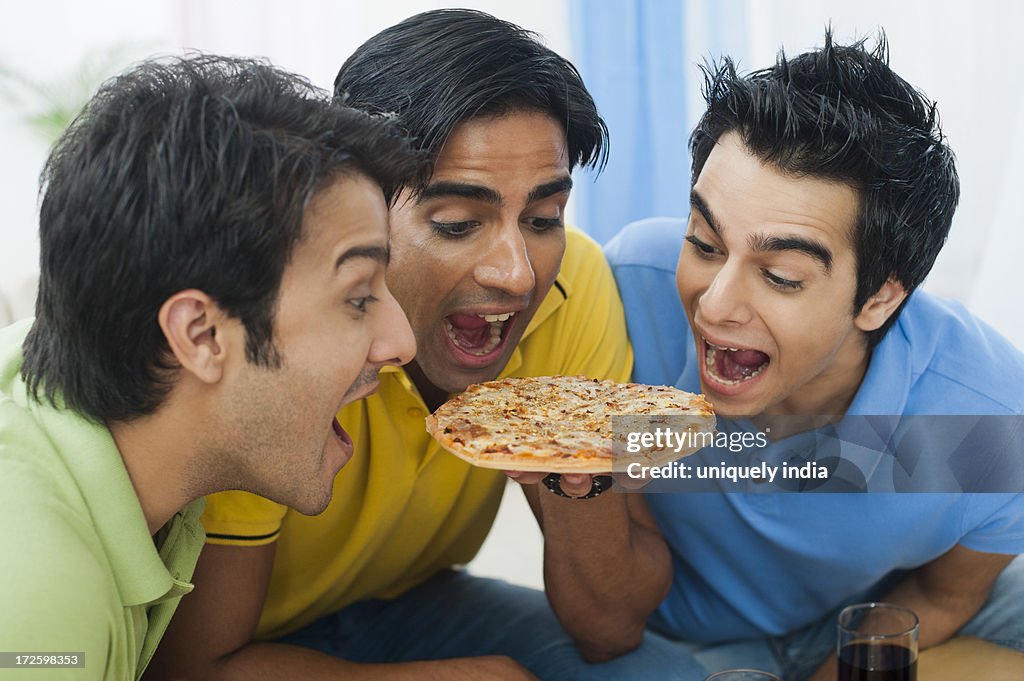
[541,473,614,499]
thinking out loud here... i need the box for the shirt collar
[847,307,914,417]
[29,389,204,607]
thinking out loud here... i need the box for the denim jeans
[278,555,1024,680]
[278,568,704,680]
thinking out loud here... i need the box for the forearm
[153,641,535,681]
[874,571,991,649]
[532,486,671,661]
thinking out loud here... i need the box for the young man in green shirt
[0,55,417,680]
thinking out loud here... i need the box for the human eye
[348,295,378,315]
[762,269,803,291]
[430,220,478,238]
[685,234,720,258]
[525,216,564,233]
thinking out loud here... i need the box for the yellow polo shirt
[200,227,631,640]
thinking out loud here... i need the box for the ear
[158,290,233,384]
[854,278,908,333]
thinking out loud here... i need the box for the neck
[109,406,201,536]
[405,361,450,412]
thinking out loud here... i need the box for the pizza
[425,375,716,473]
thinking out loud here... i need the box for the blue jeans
[278,569,704,680]
[678,554,1024,681]
[279,556,1024,680]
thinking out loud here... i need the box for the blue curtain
[569,0,748,244]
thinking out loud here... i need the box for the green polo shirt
[0,319,205,680]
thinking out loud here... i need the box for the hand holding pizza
[506,470,604,498]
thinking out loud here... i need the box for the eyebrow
[419,181,503,206]
[750,234,833,274]
[690,190,725,238]
[690,189,833,274]
[417,175,574,208]
[335,244,390,270]
[527,176,573,204]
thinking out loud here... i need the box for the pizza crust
[426,376,716,473]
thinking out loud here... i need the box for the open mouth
[330,416,354,468]
[703,336,770,385]
[332,416,353,446]
[443,311,517,361]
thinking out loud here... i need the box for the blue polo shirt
[605,218,1024,642]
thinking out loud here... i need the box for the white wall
[0,1,179,296]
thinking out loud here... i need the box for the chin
[418,360,481,395]
[699,384,763,419]
[290,487,333,517]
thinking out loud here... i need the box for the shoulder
[0,464,118,660]
[604,217,687,272]
[604,219,694,385]
[514,226,631,381]
[558,226,611,285]
[543,226,619,312]
[897,292,1024,414]
[201,490,289,546]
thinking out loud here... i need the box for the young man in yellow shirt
[149,10,693,681]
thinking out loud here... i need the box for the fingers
[557,473,593,497]
[505,470,548,485]
[505,471,614,499]
[504,471,594,497]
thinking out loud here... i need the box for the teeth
[478,312,514,323]
[703,338,767,385]
[445,318,504,356]
[700,335,741,352]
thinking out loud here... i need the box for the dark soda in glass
[838,642,917,681]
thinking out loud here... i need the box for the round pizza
[426,375,716,473]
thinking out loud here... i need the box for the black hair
[333,8,608,186]
[22,54,423,424]
[690,30,959,347]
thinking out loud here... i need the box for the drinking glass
[837,602,918,681]
[703,670,782,681]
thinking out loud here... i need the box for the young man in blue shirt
[606,32,1024,680]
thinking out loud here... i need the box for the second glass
[703,670,782,681]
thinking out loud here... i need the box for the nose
[369,287,416,367]
[697,261,753,327]
[472,224,536,296]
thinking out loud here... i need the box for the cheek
[387,246,470,320]
[769,297,851,365]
